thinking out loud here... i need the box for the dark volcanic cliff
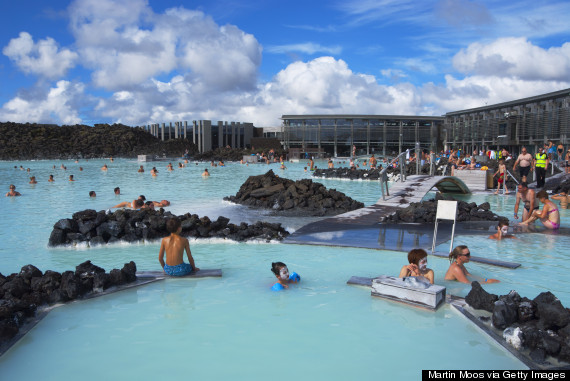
[0,122,197,160]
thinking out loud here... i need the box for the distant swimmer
[101,164,108,171]
[444,245,499,284]
[6,184,21,197]
[29,176,37,184]
[167,163,173,171]
[48,175,55,182]
[202,168,210,176]
[552,191,569,209]
[178,162,184,168]
[520,190,560,230]
[151,167,158,176]
[280,162,287,170]
[69,175,75,181]
[398,248,434,284]
[152,200,171,207]
[488,220,516,240]
[159,217,199,276]
[114,187,121,195]
[79,167,83,171]
[270,262,300,291]
[138,165,144,173]
[89,191,96,197]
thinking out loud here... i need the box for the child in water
[271,262,300,291]
[398,248,434,284]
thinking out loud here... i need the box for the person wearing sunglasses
[444,245,499,284]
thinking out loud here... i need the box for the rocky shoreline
[0,122,197,160]
[0,261,137,347]
[465,282,570,365]
[48,208,290,247]
[223,170,364,216]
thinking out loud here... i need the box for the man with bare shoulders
[369,154,377,169]
[513,146,533,182]
[444,245,499,284]
[514,182,538,221]
[6,184,21,197]
[159,218,199,276]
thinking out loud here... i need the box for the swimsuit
[498,173,504,183]
[163,262,193,276]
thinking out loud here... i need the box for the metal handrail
[506,169,519,185]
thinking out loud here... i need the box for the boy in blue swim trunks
[159,218,199,276]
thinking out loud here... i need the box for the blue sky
[1,0,569,126]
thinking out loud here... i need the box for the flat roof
[445,87,570,116]
[281,114,444,121]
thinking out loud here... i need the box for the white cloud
[266,43,342,55]
[453,37,570,81]
[0,81,85,124]
[2,32,78,79]
[68,0,261,91]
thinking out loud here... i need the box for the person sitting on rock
[445,245,499,284]
[159,217,199,277]
[6,184,21,197]
[270,261,300,291]
[398,248,434,284]
[488,220,516,240]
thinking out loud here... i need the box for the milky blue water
[2,158,569,379]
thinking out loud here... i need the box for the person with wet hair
[398,248,434,284]
[444,245,499,284]
[159,217,199,276]
[488,220,516,240]
[270,262,300,291]
[5,184,21,197]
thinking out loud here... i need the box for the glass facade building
[281,115,443,157]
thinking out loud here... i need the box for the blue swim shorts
[163,263,193,276]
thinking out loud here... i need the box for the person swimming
[444,245,499,284]
[270,262,300,291]
[488,220,516,240]
[5,184,21,197]
[202,168,210,176]
[398,248,434,284]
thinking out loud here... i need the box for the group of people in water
[398,246,499,286]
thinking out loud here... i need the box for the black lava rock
[465,281,499,312]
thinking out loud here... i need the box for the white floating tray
[371,275,446,310]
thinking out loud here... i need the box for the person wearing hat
[534,146,548,188]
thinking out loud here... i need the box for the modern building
[280,115,444,158]
[281,88,570,158]
[444,88,570,155]
[142,121,255,152]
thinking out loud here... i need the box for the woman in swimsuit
[398,248,434,284]
[520,190,560,229]
[444,245,499,284]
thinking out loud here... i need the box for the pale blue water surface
[2,158,569,379]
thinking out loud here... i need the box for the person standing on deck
[534,147,548,189]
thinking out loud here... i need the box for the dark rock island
[466,282,570,365]
[48,208,289,247]
[223,170,364,216]
[0,261,137,348]
[382,195,508,223]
